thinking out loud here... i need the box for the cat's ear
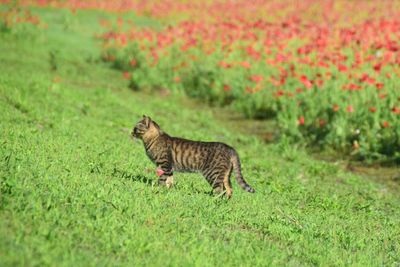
[142,115,151,127]
[142,115,152,120]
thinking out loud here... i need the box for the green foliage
[1,7,400,267]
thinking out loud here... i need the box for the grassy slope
[0,7,399,267]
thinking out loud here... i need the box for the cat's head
[132,115,161,139]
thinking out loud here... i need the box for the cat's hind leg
[222,166,233,198]
[203,166,232,198]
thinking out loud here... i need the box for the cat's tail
[230,151,255,193]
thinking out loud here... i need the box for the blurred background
[2,0,399,163]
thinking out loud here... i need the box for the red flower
[319,119,326,127]
[373,63,382,72]
[240,61,251,69]
[299,75,312,89]
[270,77,281,87]
[375,83,384,90]
[337,64,348,72]
[382,121,390,128]
[119,34,127,46]
[392,107,400,115]
[347,83,361,91]
[173,76,181,83]
[245,46,261,60]
[316,79,324,88]
[359,73,375,85]
[219,61,231,68]
[130,59,137,67]
[298,116,305,125]
[379,93,386,99]
[223,84,231,91]
[317,61,329,68]
[347,105,354,113]
[275,90,284,97]
[360,73,369,82]
[123,71,131,79]
[332,104,340,112]
[249,75,263,83]
[369,107,377,113]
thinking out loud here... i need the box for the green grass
[1,7,399,266]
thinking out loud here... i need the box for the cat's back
[169,136,234,172]
[171,136,232,152]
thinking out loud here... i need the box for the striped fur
[132,115,255,197]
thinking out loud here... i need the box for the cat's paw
[166,176,174,188]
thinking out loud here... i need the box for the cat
[132,115,255,197]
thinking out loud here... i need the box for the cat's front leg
[165,175,174,188]
[158,174,174,188]
[155,151,174,188]
[156,167,174,188]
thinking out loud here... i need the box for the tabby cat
[132,115,255,197]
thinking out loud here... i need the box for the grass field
[1,6,400,266]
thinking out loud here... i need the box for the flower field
[102,0,400,161]
[6,0,400,161]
